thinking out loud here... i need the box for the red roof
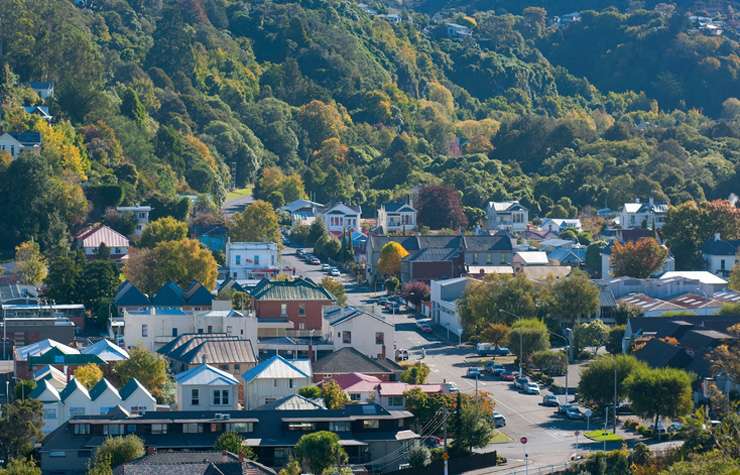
[325,372,382,392]
[75,224,129,249]
[378,382,444,396]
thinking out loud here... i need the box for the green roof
[251,277,335,302]
[29,347,105,366]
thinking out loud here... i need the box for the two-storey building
[252,278,335,338]
[376,199,417,233]
[224,241,280,280]
[486,201,528,233]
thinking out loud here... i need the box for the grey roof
[629,315,740,339]
[242,355,310,382]
[89,378,121,401]
[404,247,460,263]
[0,283,38,303]
[702,237,740,256]
[152,282,186,306]
[178,338,257,366]
[174,364,239,386]
[114,281,151,307]
[382,199,415,213]
[313,347,403,375]
[10,131,41,145]
[633,339,691,369]
[256,394,325,411]
[115,451,275,475]
[81,339,130,361]
[325,306,393,328]
[119,378,154,401]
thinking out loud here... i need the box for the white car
[444,382,460,393]
[492,412,507,428]
[524,382,540,395]
[329,268,341,277]
[321,263,331,271]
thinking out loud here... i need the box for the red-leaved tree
[416,185,468,230]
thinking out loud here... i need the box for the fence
[505,462,572,475]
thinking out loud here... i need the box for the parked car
[309,257,321,265]
[556,403,576,416]
[321,263,331,271]
[542,394,559,407]
[484,362,505,375]
[668,422,683,433]
[500,371,517,381]
[329,268,341,277]
[466,367,481,378]
[616,403,633,415]
[476,343,511,356]
[515,377,529,390]
[395,349,409,361]
[423,436,443,448]
[524,382,541,395]
[444,382,460,393]
[416,322,433,333]
[492,412,507,428]
[566,407,585,420]
[296,249,304,256]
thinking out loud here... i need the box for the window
[280,304,288,316]
[104,424,124,436]
[273,379,278,387]
[227,422,254,432]
[73,424,90,435]
[298,304,305,316]
[49,451,66,458]
[375,332,384,345]
[198,328,204,334]
[99,407,114,415]
[183,423,203,434]
[349,393,361,401]
[128,405,146,414]
[172,327,178,337]
[388,396,404,407]
[141,324,148,337]
[254,255,260,265]
[191,389,200,406]
[226,326,232,335]
[343,331,352,344]
[69,407,85,417]
[289,379,294,389]
[330,421,351,432]
[207,325,213,333]
[288,422,315,431]
[234,364,240,371]
[721,259,726,270]
[151,424,168,434]
[363,419,380,429]
[213,389,229,405]
[236,255,241,265]
[126,424,137,434]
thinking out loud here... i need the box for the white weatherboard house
[175,363,239,411]
[377,199,417,233]
[541,218,582,234]
[0,131,41,159]
[242,355,312,409]
[619,198,668,229]
[225,241,280,280]
[702,234,740,278]
[30,377,155,434]
[430,277,474,343]
[324,307,395,359]
[116,206,152,237]
[279,199,324,226]
[318,203,362,234]
[486,201,528,233]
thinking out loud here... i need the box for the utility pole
[613,363,618,434]
[443,407,449,475]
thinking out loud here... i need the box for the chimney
[381,344,386,360]
[715,233,721,241]
[201,354,208,365]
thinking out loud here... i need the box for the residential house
[113,451,275,475]
[158,333,257,379]
[326,372,383,403]
[279,199,324,226]
[30,81,54,99]
[446,22,472,38]
[618,198,668,229]
[113,280,214,316]
[512,251,549,272]
[325,373,444,410]
[241,355,312,409]
[0,303,85,333]
[115,206,152,237]
[117,308,257,352]
[548,245,587,268]
[80,339,129,364]
[540,218,582,234]
[486,201,528,233]
[623,315,740,352]
[13,338,79,378]
[312,347,403,382]
[225,241,280,280]
[430,277,474,342]
[376,199,416,233]
[175,363,239,411]
[74,224,129,259]
[29,376,155,434]
[463,234,515,266]
[599,240,674,279]
[324,307,395,359]
[192,224,228,253]
[318,203,362,235]
[252,278,335,338]
[538,238,577,252]
[23,105,52,121]
[33,365,68,392]
[400,247,463,284]
[0,131,41,159]
[702,233,740,278]
[40,402,418,474]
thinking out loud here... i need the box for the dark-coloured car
[542,394,559,407]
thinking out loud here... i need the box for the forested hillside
[0,0,738,253]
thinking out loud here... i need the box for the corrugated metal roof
[242,355,311,382]
[75,224,129,248]
[174,364,239,385]
[251,278,334,302]
[81,339,130,361]
[179,339,257,365]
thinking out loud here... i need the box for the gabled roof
[660,271,727,286]
[404,247,460,263]
[29,347,105,366]
[251,277,334,302]
[114,450,276,475]
[59,378,90,402]
[382,199,415,213]
[325,306,393,328]
[119,378,155,401]
[488,201,526,212]
[326,372,382,392]
[29,378,61,402]
[313,348,402,375]
[242,355,310,383]
[702,237,740,256]
[75,223,129,249]
[319,202,362,215]
[89,378,121,401]
[257,394,326,411]
[280,199,324,213]
[81,339,130,362]
[633,339,691,369]
[114,281,151,307]
[9,131,41,145]
[175,364,239,386]
[178,338,257,366]
[15,338,79,361]
[152,281,186,306]
[184,280,214,306]
[462,234,514,252]
[514,251,549,265]
[33,364,66,384]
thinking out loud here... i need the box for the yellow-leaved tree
[73,364,103,389]
[377,241,409,277]
[35,119,90,180]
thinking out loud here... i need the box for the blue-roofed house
[0,131,41,159]
[114,281,151,315]
[175,363,239,411]
[548,245,587,267]
[151,281,186,308]
[23,105,52,121]
[30,81,54,99]
[183,280,215,310]
[242,355,311,409]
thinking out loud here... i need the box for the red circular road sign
[520,436,528,444]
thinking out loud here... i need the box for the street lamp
[550,329,572,404]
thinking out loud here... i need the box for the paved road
[279,247,675,472]
[222,193,254,217]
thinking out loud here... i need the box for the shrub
[530,350,567,376]
[430,447,445,463]
[409,446,430,468]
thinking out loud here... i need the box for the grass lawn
[490,431,513,444]
[225,186,252,202]
[585,430,623,442]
